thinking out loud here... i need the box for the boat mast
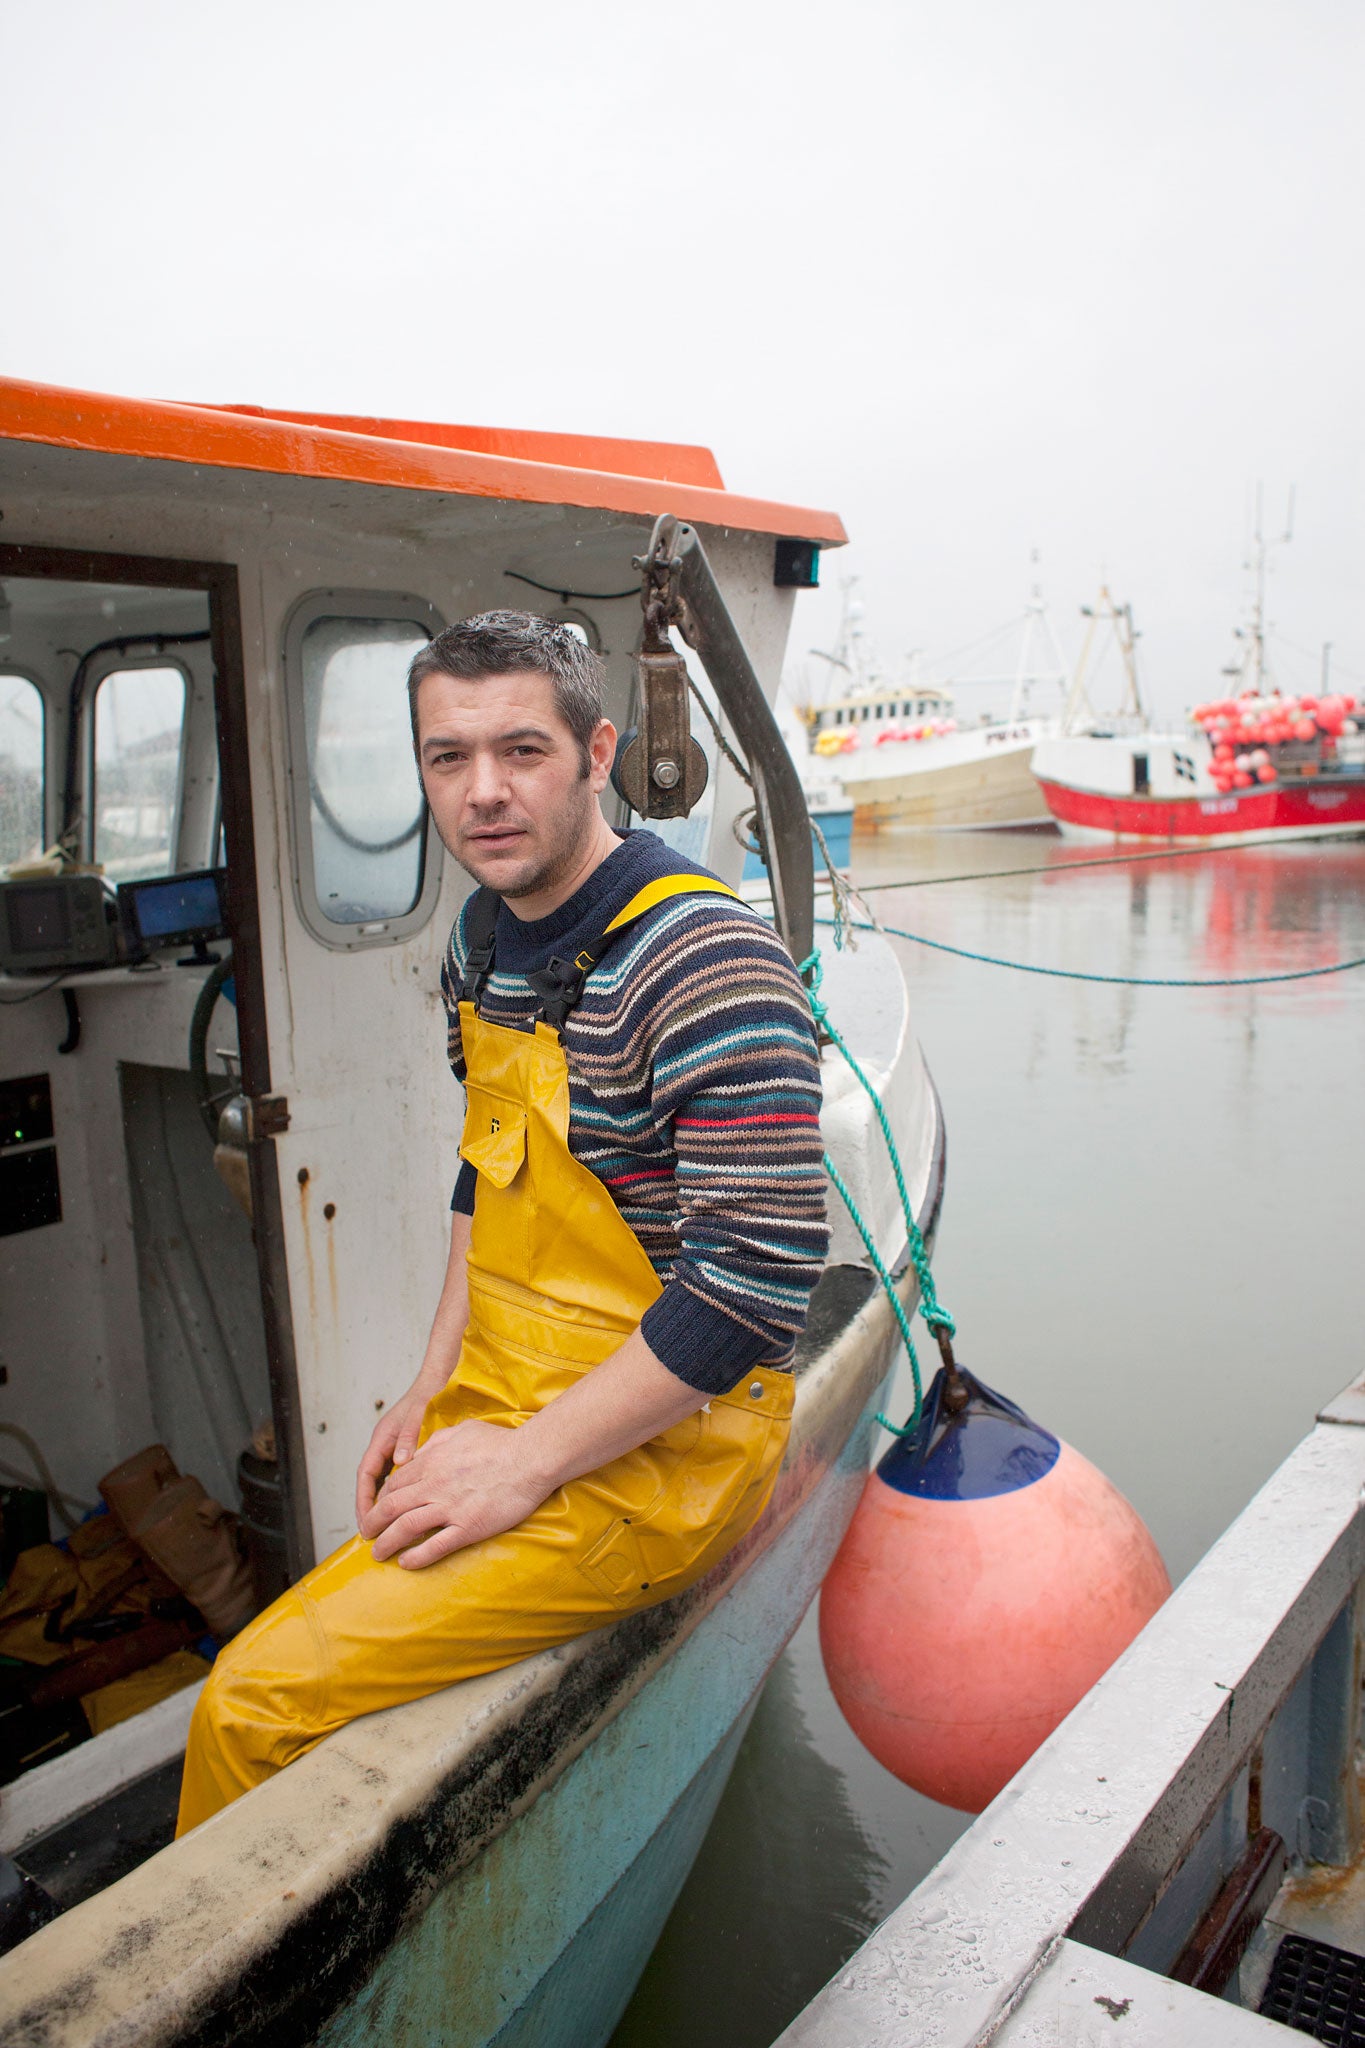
[1229,484,1294,696]
[1005,572,1073,723]
[1063,587,1145,733]
[809,577,873,706]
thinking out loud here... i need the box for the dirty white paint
[993,1938,1286,2044]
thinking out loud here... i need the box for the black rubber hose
[189,952,236,1141]
[57,989,81,1055]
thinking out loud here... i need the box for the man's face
[416,667,615,901]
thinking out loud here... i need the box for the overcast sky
[7,0,1362,718]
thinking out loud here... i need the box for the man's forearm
[416,1211,473,1389]
[515,1328,703,1493]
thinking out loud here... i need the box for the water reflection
[615,832,1365,2047]
[609,1656,890,2048]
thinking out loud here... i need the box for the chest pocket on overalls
[460,1097,528,1189]
[461,1089,533,1290]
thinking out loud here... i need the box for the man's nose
[465,749,511,808]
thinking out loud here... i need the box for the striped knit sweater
[441,829,829,1396]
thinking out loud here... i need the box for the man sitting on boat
[177,611,829,1829]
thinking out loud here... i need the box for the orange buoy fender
[819,1368,1171,1814]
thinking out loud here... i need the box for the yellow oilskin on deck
[177,878,788,1833]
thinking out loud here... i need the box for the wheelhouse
[0,381,849,1832]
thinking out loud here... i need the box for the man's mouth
[464,826,527,853]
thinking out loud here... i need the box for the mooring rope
[801,948,953,1436]
[793,894,1363,1442]
[816,917,1365,988]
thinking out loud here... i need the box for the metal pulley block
[612,643,710,820]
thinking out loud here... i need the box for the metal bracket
[244,1094,291,1141]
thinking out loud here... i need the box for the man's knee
[193,1592,326,1756]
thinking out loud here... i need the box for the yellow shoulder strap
[602,873,740,936]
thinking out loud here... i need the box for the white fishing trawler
[0,381,942,2044]
[792,581,1072,833]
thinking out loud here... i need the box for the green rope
[817,918,1365,989]
[801,949,954,1438]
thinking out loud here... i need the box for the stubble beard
[455,772,598,902]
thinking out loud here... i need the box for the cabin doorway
[0,545,302,1875]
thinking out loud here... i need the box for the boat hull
[841,737,1051,833]
[316,1403,880,2048]
[1036,773,1365,844]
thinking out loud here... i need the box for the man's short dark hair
[408,610,607,772]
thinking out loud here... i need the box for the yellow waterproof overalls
[177,876,794,1833]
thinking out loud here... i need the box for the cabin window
[0,674,44,869]
[284,594,446,949]
[93,665,187,881]
[301,617,429,923]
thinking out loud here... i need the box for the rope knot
[799,949,830,1026]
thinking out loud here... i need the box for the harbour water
[613,828,1365,2048]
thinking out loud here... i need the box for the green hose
[188,952,236,1141]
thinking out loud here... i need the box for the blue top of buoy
[876,1366,1060,1501]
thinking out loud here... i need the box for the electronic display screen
[120,869,227,947]
[7,886,72,955]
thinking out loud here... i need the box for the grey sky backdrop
[7,0,1361,718]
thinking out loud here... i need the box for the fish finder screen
[7,887,72,954]
[122,870,227,945]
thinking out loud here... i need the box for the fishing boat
[1033,554,1365,846]
[1033,695,1365,845]
[1032,723,1365,845]
[780,1362,1365,2045]
[792,582,1071,833]
[0,381,943,2043]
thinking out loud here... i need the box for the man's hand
[354,1375,444,1531]
[360,1328,705,1572]
[355,1212,474,1533]
[360,1418,553,1570]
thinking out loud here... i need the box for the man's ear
[588,718,617,792]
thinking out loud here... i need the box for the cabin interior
[0,568,270,1921]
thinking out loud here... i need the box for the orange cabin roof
[0,379,847,546]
